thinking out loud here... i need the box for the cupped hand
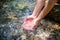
[22,15,39,30]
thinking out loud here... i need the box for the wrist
[36,17,42,22]
[31,14,36,18]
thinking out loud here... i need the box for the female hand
[22,15,39,30]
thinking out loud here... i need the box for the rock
[21,34,27,40]
[34,34,42,40]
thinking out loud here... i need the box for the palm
[22,15,39,30]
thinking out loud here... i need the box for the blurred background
[0,0,60,40]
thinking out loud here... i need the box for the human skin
[22,0,58,30]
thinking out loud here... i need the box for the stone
[34,34,42,40]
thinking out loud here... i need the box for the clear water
[0,0,60,40]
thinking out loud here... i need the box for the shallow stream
[0,0,60,40]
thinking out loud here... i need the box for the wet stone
[34,34,42,40]
[21,34,27,40]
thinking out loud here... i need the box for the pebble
[21,35,27,40]
[34,34,42,40]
